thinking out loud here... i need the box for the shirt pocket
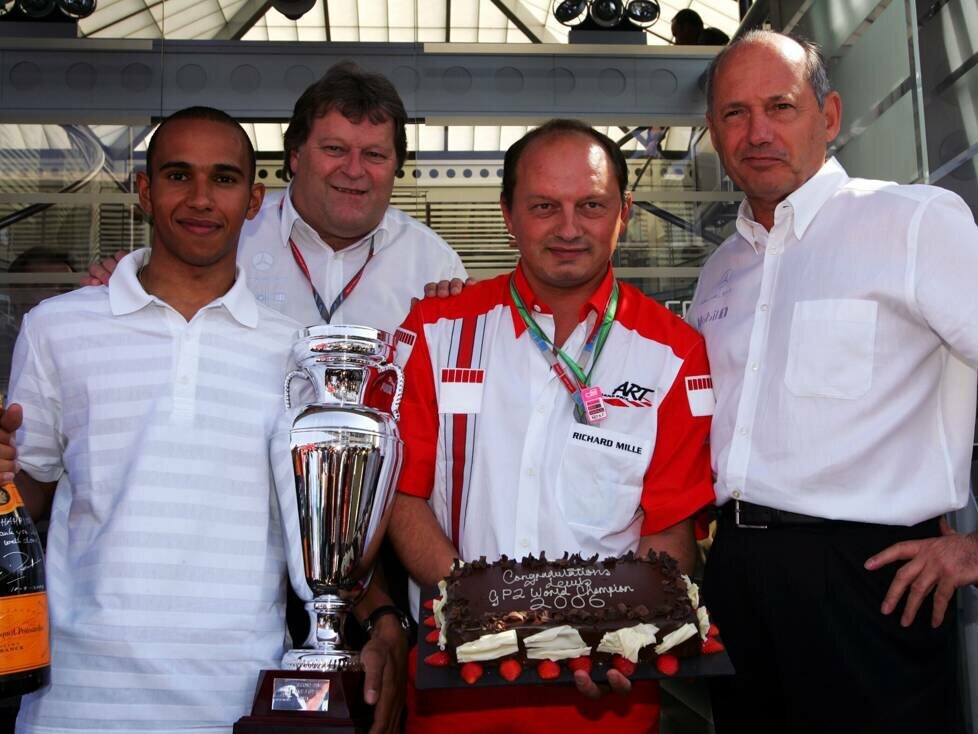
[555,424,650,533]
[784,299,878,399]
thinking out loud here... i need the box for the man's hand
[411,277,475,307]
[0,402,22,483]
[573,668,632,700]
[80,250,126,287]
[360,613,408,734]
[865,516,978,628]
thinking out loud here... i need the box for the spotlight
[271,0,315,21]
[589,0,624,28]
[625,0,659,27]
[553,0,588,26]
[57,0,95,18]
[17,0,55,17]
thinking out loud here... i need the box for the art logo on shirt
[685,375,715,417]
[605,381,655,407]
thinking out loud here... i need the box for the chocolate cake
[421,551,721,683]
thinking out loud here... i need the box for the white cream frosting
[697,605,711,641]
[455,629,519,663]
[524,625,591,661]
[681,574,700,608]
[655,622,698,655]
[596,623,659,663]
[434,578,449,649]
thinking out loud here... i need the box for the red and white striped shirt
[397,263,714,573]
[396,265,714,732]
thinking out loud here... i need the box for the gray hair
[705,30,832,116]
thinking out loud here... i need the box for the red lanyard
[281,198,375,324]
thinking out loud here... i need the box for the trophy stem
[281,595,362,672]
[313,596,352,653]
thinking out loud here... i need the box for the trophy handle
[283,369,309,410]
[377,363,405,422]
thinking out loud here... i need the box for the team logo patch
[439,368,485,414]
[393,328,417,367]
[252,252,274,271]
[610,381,655,403]
[685,375,715,417]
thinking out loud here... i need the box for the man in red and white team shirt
[387,119,716,733]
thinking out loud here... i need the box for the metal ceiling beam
[0,39,716,124]
[489,0,559,43]
[213,0,273,40]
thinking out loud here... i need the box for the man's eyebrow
[156,161,245,177]
[213,163,246,177]
[157,160,191,171]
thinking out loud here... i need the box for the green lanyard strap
[509,274,619,421]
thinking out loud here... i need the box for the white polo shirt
[397,265,714,570]
[237,187,468,333]
[687,158,978,525]
[10,250,299,734]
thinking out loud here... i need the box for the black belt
[720,500,829,529]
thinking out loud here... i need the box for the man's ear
[246,183,265,220]
[499,194,516,246]
[823,90,843,144]
[136,170,153,223]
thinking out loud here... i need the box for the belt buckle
[734,499,768,529]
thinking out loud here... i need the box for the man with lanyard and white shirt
[87,61,467,332]
[388,119,715,733]
[687,30,978,733]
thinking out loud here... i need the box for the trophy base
[233,669,372,734]
[281,648,362,672]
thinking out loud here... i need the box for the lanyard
[281,199,375,324]
[509,275,618,421]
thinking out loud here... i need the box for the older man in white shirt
[688,30,978,734]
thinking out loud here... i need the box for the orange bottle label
[0,483,24,514]
[0,592,50,675]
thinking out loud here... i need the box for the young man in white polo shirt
[0,107,404,734]
[388,120,715,733]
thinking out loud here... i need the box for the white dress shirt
[11,250,299,734]
[688,158,978,525]
[237,187,468,333]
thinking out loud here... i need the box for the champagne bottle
[0,428,50,700]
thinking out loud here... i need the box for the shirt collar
[509,261,616,337]
[108,247,259,328]
[735,157,849,251]
[280,183,393,255]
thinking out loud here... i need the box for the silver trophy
[280,324,404,672]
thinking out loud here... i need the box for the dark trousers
[704,513,961,734]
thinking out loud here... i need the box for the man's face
[288,108,398,249]
[138,118,263,270]
[707,38,841,212]
[502,133,630,297]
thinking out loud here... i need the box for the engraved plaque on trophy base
[233,669,372,734]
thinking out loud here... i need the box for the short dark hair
[283,61,408,178]
[705,30,832,116]
[673,9,704,32]
[8,247,73,273]
[501,119,628,209]
[146,106,256,183]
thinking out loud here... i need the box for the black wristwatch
[363,604,411,636]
